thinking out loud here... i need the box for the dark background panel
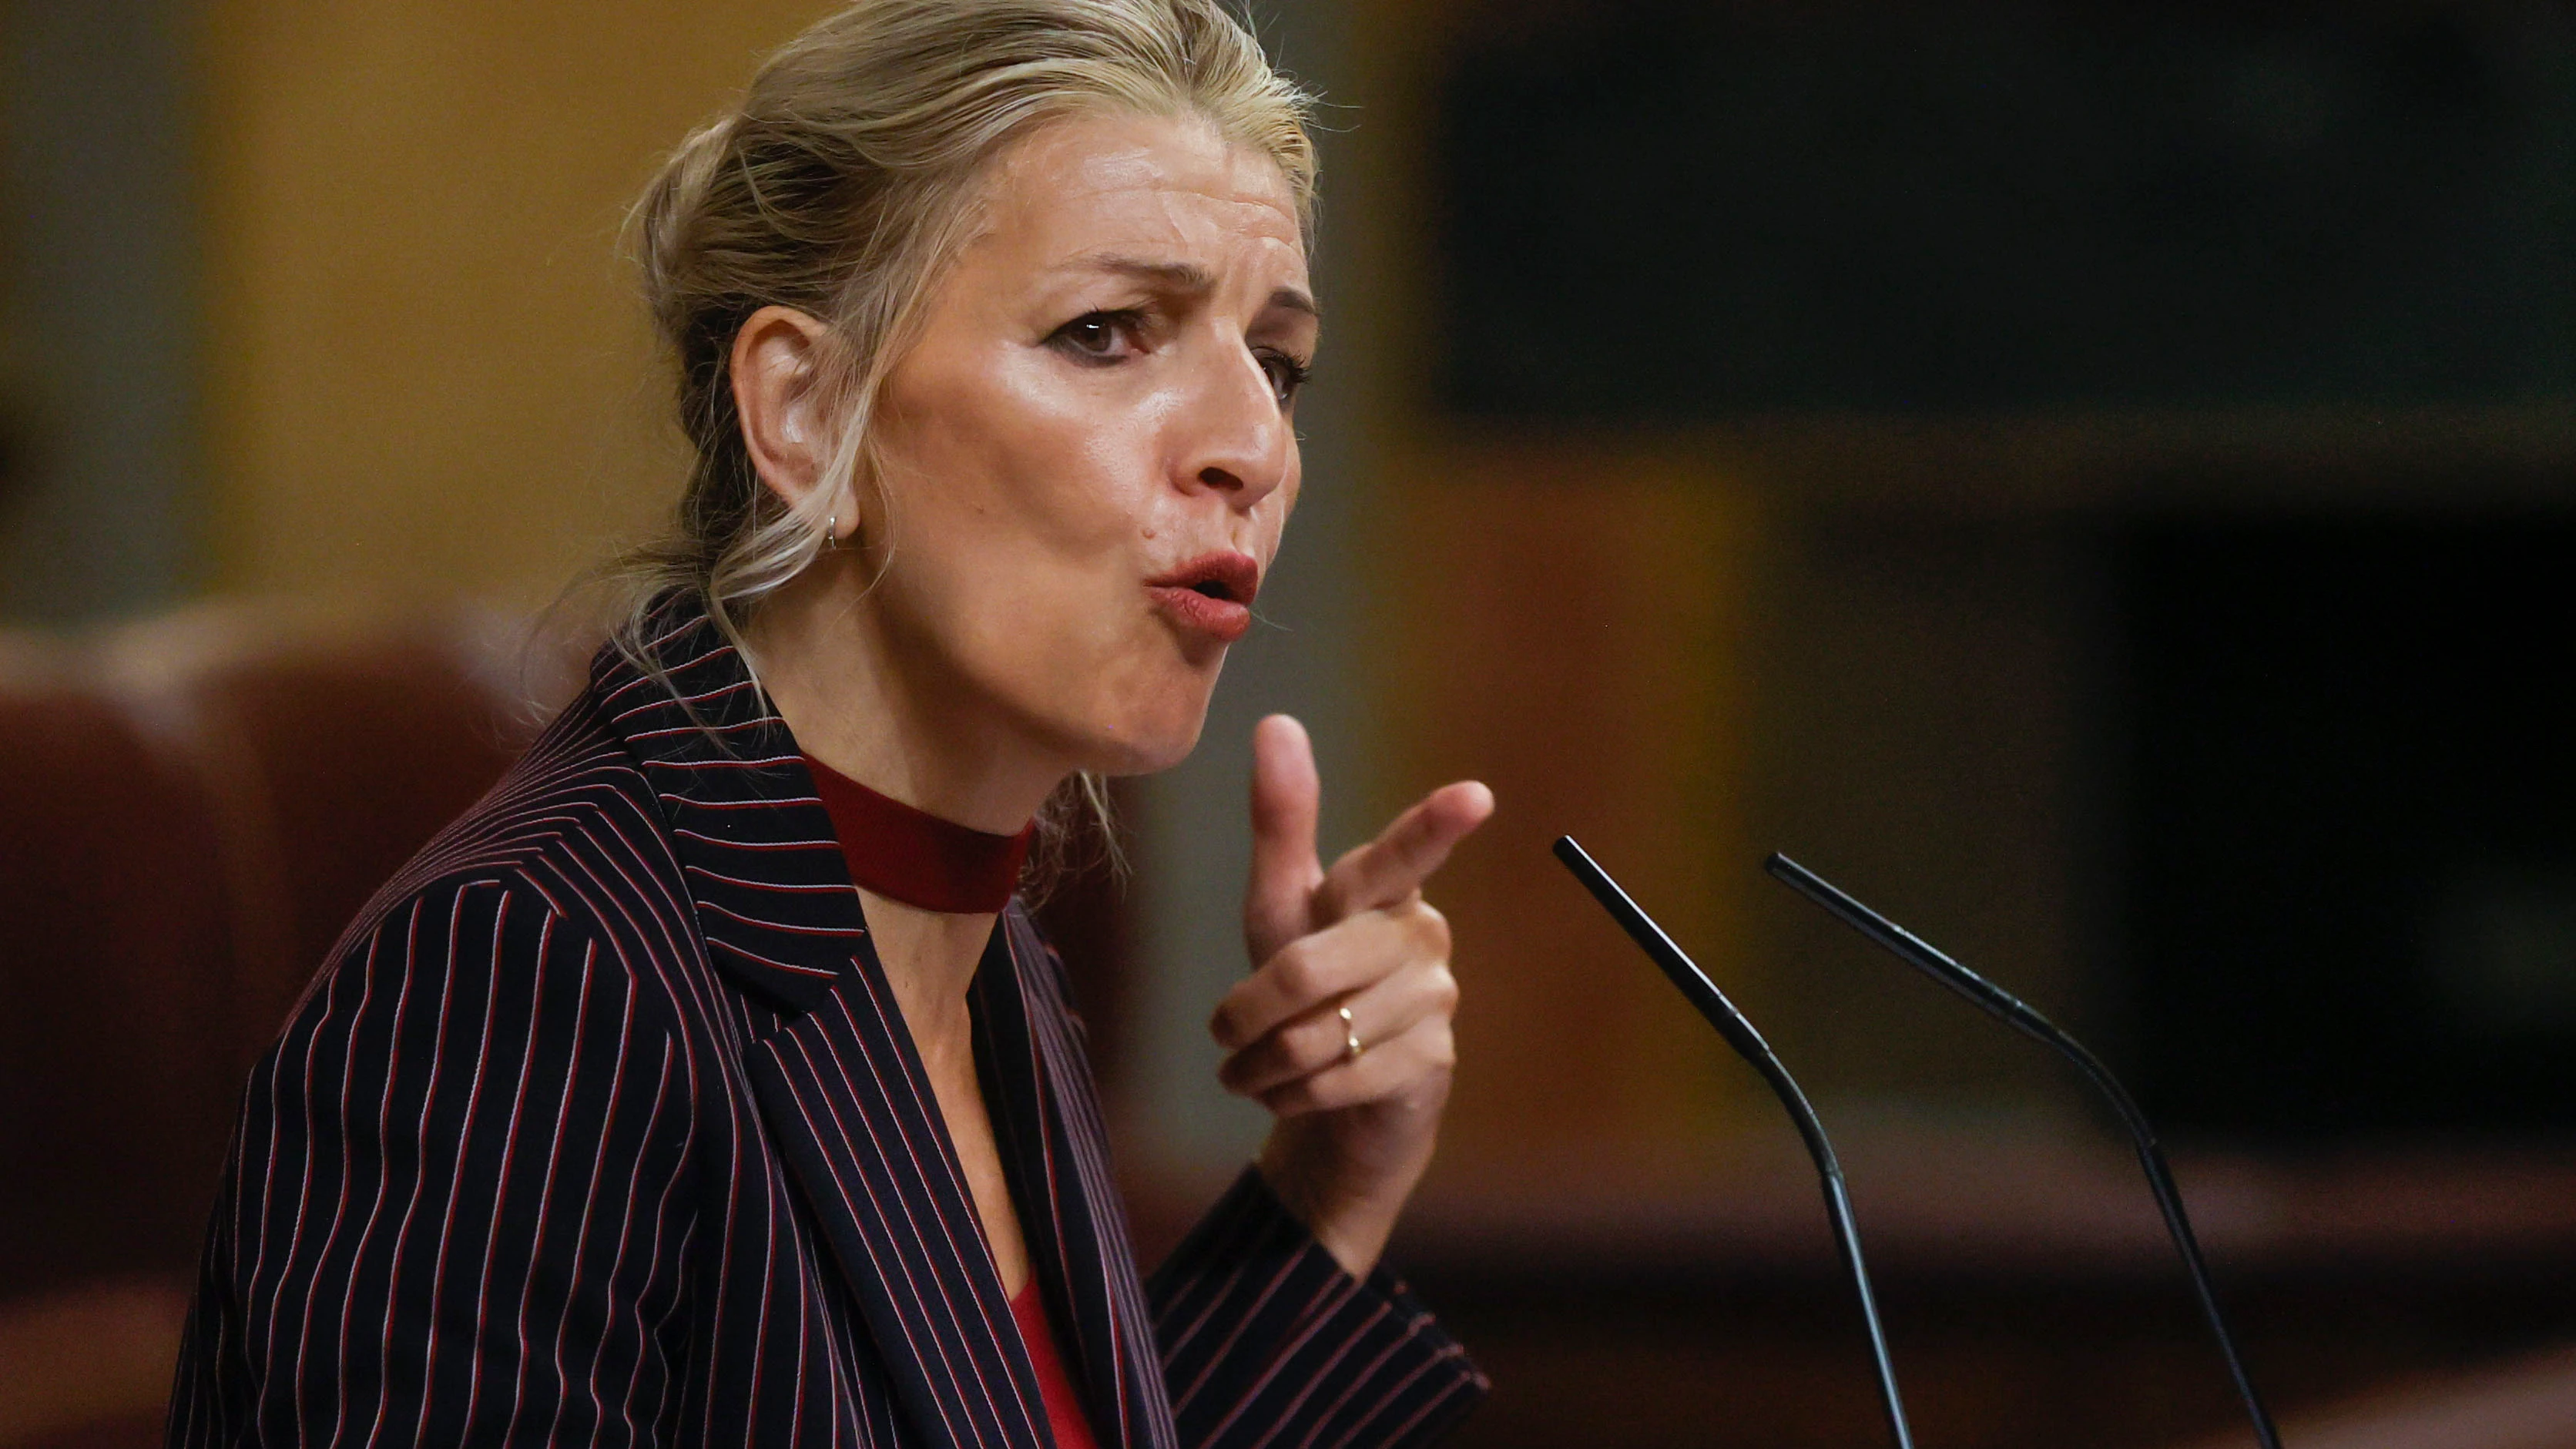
[1434,3,2576,417]
[2118,517,2576,1140]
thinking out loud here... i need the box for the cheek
[1259,465,1299,559]
[872,347,1230,762]
[885,366,1137,582]
[937,354,1162,532]
[887,382,1162,659]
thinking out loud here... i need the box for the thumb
[1244,714,1323,966]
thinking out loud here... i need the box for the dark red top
[803,753,1034,914]
[1011,1280,1101,1449]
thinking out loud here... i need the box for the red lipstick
[1145,551,1259,643]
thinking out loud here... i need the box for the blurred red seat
[91,605,557,1077]
[0,648,236,1302]
[0,601,567,1447]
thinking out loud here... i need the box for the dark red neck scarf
[804,754,1035,914]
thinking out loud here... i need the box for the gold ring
[1340,1005,1363,1063]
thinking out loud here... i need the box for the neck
[752,560,1062,834]
[751,562,1057,1028]
[854,888,998,1053]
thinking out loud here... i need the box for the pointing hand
[1211,714,1493,1276]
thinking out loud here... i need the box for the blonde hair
[609,0,1316,880]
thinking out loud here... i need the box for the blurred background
[4,1,2575,1446]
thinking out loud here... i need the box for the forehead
[974,111,1306,278]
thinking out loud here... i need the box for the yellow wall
[202,1,834,603]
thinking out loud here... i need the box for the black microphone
[1554,837,1916,1449]
[1764,851,2284,1449]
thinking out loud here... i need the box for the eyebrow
[1070,253,1319,322]
[1267,286,1320,321]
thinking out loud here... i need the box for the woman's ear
[731,304,845,538]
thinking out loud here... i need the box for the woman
[166,2,1494,1446]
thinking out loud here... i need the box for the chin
[1066,681,1214,777]
[1085,712,1206,777]
[1031,635,1226,776]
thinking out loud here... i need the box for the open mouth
[1147,552,1261,642]
[1152,552,1261,608]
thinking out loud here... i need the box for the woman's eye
[1257,350,1313,408]
[1051,311,1138,361]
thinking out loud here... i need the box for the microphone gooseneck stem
[1765,852,2284,1449]
[1555,837,1915,1449]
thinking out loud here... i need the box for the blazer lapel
[977,911,1182,1449]
[595,602,1052,1449]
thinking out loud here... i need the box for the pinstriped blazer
[166,597,1487,1448]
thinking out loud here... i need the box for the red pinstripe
[169,595,1485,1448]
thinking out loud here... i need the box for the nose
[1172,341,1292,512]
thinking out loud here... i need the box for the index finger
[1315,780,1494,924]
